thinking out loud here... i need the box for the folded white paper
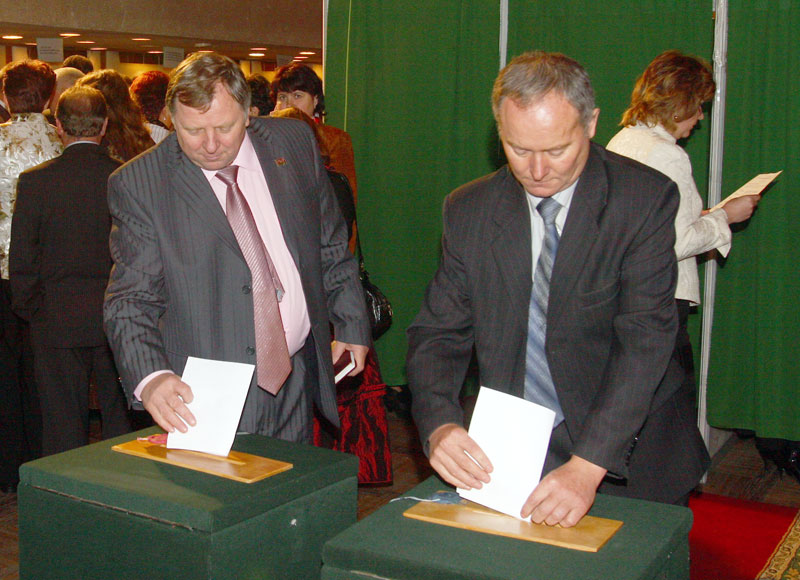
[458,386,555,520]
[166,357,254,457]
[709,171,782,212]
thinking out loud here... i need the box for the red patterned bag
[313,347,392,484]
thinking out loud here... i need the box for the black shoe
[785,448,800,486]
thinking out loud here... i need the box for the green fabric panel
[706,1,800,438]
[322,476,691,580]
[18,428,358,532]
[507,1,714,149]
[326,0,502,384]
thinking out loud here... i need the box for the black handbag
[356,229,393,340]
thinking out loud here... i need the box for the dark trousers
[33,341,132,456]
[674,299,696,407]
[0,280,40,484]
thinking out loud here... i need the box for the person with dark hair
[607,50,760,403]
[271,63,358,250]
[407,51,710,527]
[0,59,61,490]
[129,70,172,144]
[76,69,154,161]
[61,55,94,75]
[10,86,132,456]
[246,74,273,117]
[104,52,370,442]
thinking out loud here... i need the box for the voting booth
[18,428,358,579]
[321,476,692,580]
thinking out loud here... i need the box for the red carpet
[689,492,800,579]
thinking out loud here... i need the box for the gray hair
[166,52,250,114]
[492,51,596,130]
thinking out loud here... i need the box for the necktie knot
[537,197,561,226]
[215,165,239,187]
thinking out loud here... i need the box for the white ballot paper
[709,171,782,212]
[458,386,555,521]
[166,357,255,457]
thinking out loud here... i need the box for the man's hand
[140,373,196,433]
[521,455,607,528]
[428,423,493,490]
[331,341,369,376]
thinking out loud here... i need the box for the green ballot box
[322,476,692,580]
[18,428,358,580]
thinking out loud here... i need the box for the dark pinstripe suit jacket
[103,117,370,427]
[407,143,709,502]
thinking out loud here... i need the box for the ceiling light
[249,53,265,58]
[60,33,81,38]
[195,42,211,48]
[299,51,315,55]
[294,56,308,60]
[90,47,107,51]
[132,38,151,41]
[147,50,163,54]
[76,40,95,44]
[251,47,267,51]
[2,35,23,40]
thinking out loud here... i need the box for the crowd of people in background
[0,54,389,493]
[0,47,765,520]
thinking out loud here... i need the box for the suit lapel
[548,145,607,326]
[491,168,532,310]
[249,122,305,269]
[167,139,242,258]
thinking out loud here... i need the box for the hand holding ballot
[141,373,197,434]
[719,193,761,224]
[428,423,493,491]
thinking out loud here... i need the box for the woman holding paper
[607,50,760,401]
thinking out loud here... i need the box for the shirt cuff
[133,370,175,401]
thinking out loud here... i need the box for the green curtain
[706,1,800,439]
[326,0,501,384]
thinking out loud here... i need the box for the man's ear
[100,117,109,137]
[586,108,600,139]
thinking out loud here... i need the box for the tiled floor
[1,409,799,580]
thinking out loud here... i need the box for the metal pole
[698,0,728,452]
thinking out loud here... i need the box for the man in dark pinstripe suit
[407,52,709,528]
[104,52,370,443]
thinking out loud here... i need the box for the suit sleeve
[9,171,42,321]
[312,130,370,348]
[103,171,170,407]
[571,178,680,478]
[406,195,476,451]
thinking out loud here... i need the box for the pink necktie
[216,165,291,394]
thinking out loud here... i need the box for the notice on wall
[163,46,185,69]
[36,38,64,63]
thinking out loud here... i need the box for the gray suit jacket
[407,143,709,502]
[104,117,370,426]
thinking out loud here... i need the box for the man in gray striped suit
[104,52,370,442]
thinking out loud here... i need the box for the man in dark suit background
[407,52,709,528]
[10,85,132,456]
[104,52,370,442]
